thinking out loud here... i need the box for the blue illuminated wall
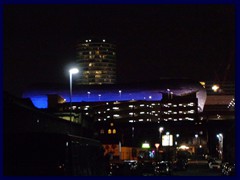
[23,89,163,109]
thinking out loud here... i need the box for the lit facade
[76,39,116,85]
[22,79,209,159]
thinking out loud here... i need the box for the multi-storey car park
[21,79,234,162]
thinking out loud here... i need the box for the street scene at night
[3,3,236,176]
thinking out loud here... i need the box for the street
[172,160,222,176]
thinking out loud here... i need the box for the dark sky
[3,4,235,97]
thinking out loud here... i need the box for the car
[209,161,221,169]
[173,159,188,171]
[107,162,123,176]
[154,161,172,175]
[138,161,156,176]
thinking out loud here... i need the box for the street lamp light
[159,127,164,147]
[119,90,122,100]
[159,127,164,138]
[69,68,79,122]
[175,134,180,146]
[167,89,170,99]
[87,91,91,100]
[212,84,220,92]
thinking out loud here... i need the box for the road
[172,160,222,176]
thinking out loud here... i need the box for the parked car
[209,161,221,169]
[122,160,139,175]
[154,161,172,175]
[107,162,123,176]
[173,159,188,170]
[138,161,156,176]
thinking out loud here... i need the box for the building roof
[22,78,207,111]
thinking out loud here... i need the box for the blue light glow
[23,90,163,109]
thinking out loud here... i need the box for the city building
[202,81,235,163]
[76,39,116,85]
[22,79,212,160]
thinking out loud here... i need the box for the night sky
[3,4,235,97]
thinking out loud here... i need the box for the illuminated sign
[142,142,150,149]
[162,135,173,146]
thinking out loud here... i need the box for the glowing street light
[212,84,220,92]
[87,91,91,100]
[119,90,122,100]
[159,127,164,138]
[167,89,170,99]
[69,68,79,122]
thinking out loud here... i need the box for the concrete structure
[22,79,211,161]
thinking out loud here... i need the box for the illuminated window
[108,129,112,134]
[100,129,104,134]
[188,110,195,114]
[113,129,116,134]
[96,71,102,74]
[110,123,114,126]
[96,50,100,55]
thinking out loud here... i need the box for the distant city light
[212,84,220,92]
[179,145,189,150]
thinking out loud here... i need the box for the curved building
[76,39,116,85]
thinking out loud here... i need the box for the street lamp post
[87,91,91,100]
[69,68,79,122]
[158,127,164,161]
[195,134,199,156]
[159,127,164,144]
[119,90,122,100]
